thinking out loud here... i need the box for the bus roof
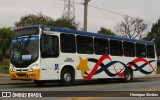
[22,25,155,45]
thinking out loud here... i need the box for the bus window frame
[123,41,135,57]
[40,33,59,58]
[109,39,123,56]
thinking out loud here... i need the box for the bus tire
[34,80,46,86]
[60,69,74,86]
[124,68,133,82]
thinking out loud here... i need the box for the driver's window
[41,34,59,58]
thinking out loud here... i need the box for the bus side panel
[99,56,125,79]
[75,54,100,80]
[145,58,157,76]
[40,58,59,80]
[132,58,157,78]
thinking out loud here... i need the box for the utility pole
[83,0,91,32]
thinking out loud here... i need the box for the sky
[0,0,160,33]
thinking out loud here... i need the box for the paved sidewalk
[143,74,160,78]
[0,73,32,85]
[0,73,9,77]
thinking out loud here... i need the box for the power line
[58,0,154,24]
[88,4,154,24]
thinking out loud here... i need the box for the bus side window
[77,35,93,54]
[94,38,109,55]
[147,45,155,58]
[136,43,146,58]
[123,42,135,57]
[60,33,76,53]
[110,40,123,56]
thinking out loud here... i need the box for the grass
[157,66,160,74]
[0,59,10,65]
[0,59,9,74]
[0,65,9,74]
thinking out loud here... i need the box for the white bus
[9,26,157,86]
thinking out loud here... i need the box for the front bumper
[9,69,40,81]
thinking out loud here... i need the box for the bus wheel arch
[124,67,133,82]
[60,65,75,86]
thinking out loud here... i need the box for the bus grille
[16,73,27,77]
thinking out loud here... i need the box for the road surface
[0,77,160,100]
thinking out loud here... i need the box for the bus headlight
[29,64,38,72]
[10,64,16,72]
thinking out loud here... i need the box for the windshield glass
[11,36,39,61]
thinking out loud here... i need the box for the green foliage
[157,67,160,74]
[0,59,9,74]
[98,27,115,35]
[0,27,13,61]
[0,65,9,74]
[157,66,160,74]
[144,18,160,55]
[0,59,10,65]
[53,18,78,30]
[15,13,55,28]
[14,13,79,30]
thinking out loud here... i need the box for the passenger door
[40,33,60,80]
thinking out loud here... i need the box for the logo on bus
[76,55,156,79]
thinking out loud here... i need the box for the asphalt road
[0,78,160,100]
[0,78,160,91]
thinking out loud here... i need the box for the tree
[0,27,13,62]
[15,13,54,28]
[53,18,78,30]
[15,13,79,30]
[98,27,115,35]
[115,16,148,39]
[144,18,160,55]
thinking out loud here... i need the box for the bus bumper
[9,69,40,81]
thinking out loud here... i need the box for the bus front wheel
[60,69,74,86]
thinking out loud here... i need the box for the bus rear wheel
[60,69,74,86]
[124,68,133,82]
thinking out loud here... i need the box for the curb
[0,74,9,77]
[143,74,160,79]
[0,82,33,85]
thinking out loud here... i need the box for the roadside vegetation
[0,59,9,74]
[157,66,160,74]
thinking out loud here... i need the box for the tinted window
[77,35,93,54]
[94,38,109,55]
[41,34,59,58]
[123,42,135,57]
[147,45,155,58]
[110,40,123,56]
[13,27,39,37]
[60,33,76,53]
[136,43,146,57]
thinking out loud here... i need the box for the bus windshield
[10,36,39,62]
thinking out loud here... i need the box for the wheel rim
[125,71,131,81]
[64,73,71,82]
